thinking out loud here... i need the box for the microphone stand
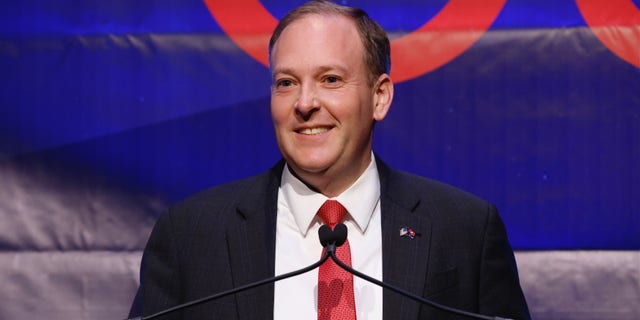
[127,252,330,320]
[327,250,514,320]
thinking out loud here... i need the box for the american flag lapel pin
[399,227,417,239]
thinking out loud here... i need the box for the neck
[288,153,372,198]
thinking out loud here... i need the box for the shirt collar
[280,154,381,236]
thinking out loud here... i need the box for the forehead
[270,13,365,70]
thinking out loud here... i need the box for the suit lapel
[225,161,283,320]
[378,159,433,320]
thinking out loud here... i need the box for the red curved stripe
[204,0,277,66]
[576,0,640,67]
[205,0,506,82]
[391,0,506,82]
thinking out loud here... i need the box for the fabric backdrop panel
[2,0,637,250]
[1,1,639,319]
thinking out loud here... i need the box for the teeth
[300,127,329,135]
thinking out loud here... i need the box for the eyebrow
[272,64,350,78]
[271,67,295,78]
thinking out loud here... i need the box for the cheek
[270,98,289,125]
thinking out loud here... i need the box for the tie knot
[317,200,348,227]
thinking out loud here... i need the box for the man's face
[270,13,392,195]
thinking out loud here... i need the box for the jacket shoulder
[381,163,492,213]
[167,161,284,220]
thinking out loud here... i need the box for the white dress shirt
[273,155,383,319]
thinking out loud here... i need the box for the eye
[325,76,339,83]
[276,79,294,88]
[322,75,342,87]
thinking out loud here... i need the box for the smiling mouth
[298,127,330,135]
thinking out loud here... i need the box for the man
[131,1,530,319]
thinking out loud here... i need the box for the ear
[372,73,394,122]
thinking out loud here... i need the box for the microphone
[327,223,515,320]
[126,225,344,320]
[318,223,347,248]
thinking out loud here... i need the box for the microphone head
[333,223,348,247]
[318,224,333,247]
[318,224,349,248]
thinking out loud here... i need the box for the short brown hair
[268,0,391,85]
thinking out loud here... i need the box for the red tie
[317,200,357,320]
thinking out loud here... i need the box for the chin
[291,161,329,174]
[288,156,334,175]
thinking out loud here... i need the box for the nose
[295,83,319,120]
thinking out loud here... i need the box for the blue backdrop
[1,0,639,250]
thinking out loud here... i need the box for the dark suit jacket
[132,158,530,319]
